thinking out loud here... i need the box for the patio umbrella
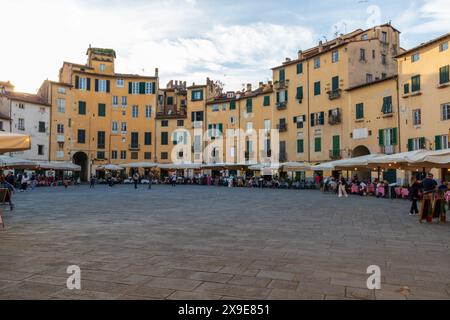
[158,163,203,170]
[0,155,37,169]
[120,162,158,169]
[98,164,124,171]
[36,161,81,171]
[0,132,31,154]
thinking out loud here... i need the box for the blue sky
[2,0,449,92]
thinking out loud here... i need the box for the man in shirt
[420,173,438,223]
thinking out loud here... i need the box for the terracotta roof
[396,32,450,58]
[72,70,157,80]
[3,92,50,106]
[345,75,398,91]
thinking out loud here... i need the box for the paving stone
[195,283,271,299]
[145,277,202,291]
[227,275,272,288]
[256,270,296,281]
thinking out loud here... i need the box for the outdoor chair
[377,186,385,198]
[401,188,409,199]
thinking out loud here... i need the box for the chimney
[268,81,273,87]
[298,50,303,59]
[259,82,264,89]
[154,68,159,77]
[175,80,178,86]
[318,41,323,52]
[285,57,291,62]
[246,83,252,92]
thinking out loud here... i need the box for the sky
[1,0,450,93]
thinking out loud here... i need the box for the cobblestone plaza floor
[0,184,449,300]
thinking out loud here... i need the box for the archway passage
[73,152,88,182]
[352,146,371,181]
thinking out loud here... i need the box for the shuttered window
[296,63,303,74]
[263,96,270,106]
[297,139,304,154]
[246,99,253,113]
[411,75,421,92]
[314,81,321,96]
[439,65,449,85]
[356,103,364,119]
[98,103,106,117]
[78,101,86,115]
[314,138,321,152]
[296,87,303,100]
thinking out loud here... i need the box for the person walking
[20,173,29,192]
[419,173,437,223]
[133,172,139,189]
[338,177,348,198]
[148,172,153,190]
[90,175,96,188]
[409,176,420,215]
[171,173,177,187]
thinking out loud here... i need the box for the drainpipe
[306,60,311,163]
[395,76,402,153]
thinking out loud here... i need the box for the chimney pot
[155,68,159,77]
[246,83,252,92]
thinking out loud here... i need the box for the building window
[144,152,152,160]
[112,121,118,134]
[440,42,449,52]
[177,120,184,127]
[413,109,422,126]
[310,112,325,127]
[38,121,46,133]
[412,53,420,63]
[366,74,373,83]
[263,96,270,106]
[56,151,64,158]
[17,118,25,131]
[439,65,450,85]
[192,90,203,101]
[404,83,410,94]
[441,103,450,120]
[314,137,321,152]
[77,129,86,143]
[57,98,66,113]
[382,96,393,114]
[98,103,106,117]
[296,63,303,74]
[57,124,64,134]
[246,122,253,132]
[361,34,368,41]
[314,57,320,69]
[97,79,108,92]
[208,124,223,138]
[112,96,119,107]
[121,122,127,133]
[161,152,168,160]
[37,145,44,156]
[97,151,105,160]
[77,77,89,90]
[435,135,450,150]
[264,119,270,130]
[111,151,118,159]
[356,103,364,120]
[121,96,127,107]
[381,31,388,43]
[360,49,366,61]
[332,50,339,63]
[296,87,303,101]
[211,104,219,112]
[229,116,236,125]
[78,101,86,115]
[297,139,304,154]
[116,79,124,87]
[131,152,138,160]
[120,151,127,160]
[411,75,421,92]
[161,120,168,127]
[131,82,140,95]
[97,131,106,149]
[379,128,398,147]
[100,64,106,72]
[408,137,426,151]
[246,98,253,113]
[314,81,321,96]
[381,54,387,65]
[161,132,168,145]
[144,132,152,145]
[58,87,66,94]
[145,82,154,94]
[132,105,139,118]
[145,105,152,118]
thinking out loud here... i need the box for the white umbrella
[248,163,281,171]
[366,150,431,169]
[281,162,311,171]
[0,155,37,169]
[334,154,385,170]
[120,162,158,169]
[98,164,124,171]
[36,161,81,171]
[158,163,203,170]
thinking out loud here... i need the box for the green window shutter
[106,80,110,93]
[279,69,285,82]
[276,92,280,104]
[86,78,91,91]
[95,79,99,92]
[218,124,223,135]
[200,90,204,100]
[314,82,321,95]
[297,139,304,153]
[435,135,442,150]
[404,83,409,94]
[246,99,252,113]
[392,128,398,145]
[152,82,156,94]
[263,96,270,106]
[356,103,364,119]
[230,100,236,110]
[139,82,145,94]
[332,76,339,91]
[411,75,421,92]
[314,138,321,152]
[407,139,413,151]
[440,66,450,85]
[379,130,384,147]
[128,82,132,94]
[332,135,340,151]
[78,101,86,115]
[296,87,303,100]
[419,137,426,149]
[297,63,303,74]
[98,103,106,117]
[75,76,79,89]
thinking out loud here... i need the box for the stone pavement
[0,184,449,300]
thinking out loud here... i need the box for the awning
[409,149,450,168]
[281,162,311,171]
[97,164,124,171]
[201,163,249,170]
[0,155,37,169]
[334,154,385,170]
[158,163,203,170]
[248,163,281,171]
[0,132,31,154]
[366,150,432,169]
[120,162,159,169]
[36,161,81,171]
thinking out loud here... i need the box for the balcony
[279,152,287,162]
[382,145,395,155]
[276,123,288,132]
[276,101,287,110]
[329,149,343,160]
[129,144,140,151]
[274,80,289,90]
[155,105,187,119]
[327,89,342,100]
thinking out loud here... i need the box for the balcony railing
[129,144,140,151]
[327,89,342,100]
[276,101,287,110]
[382,145,395,155]
[329,149,343,160]
[274,80,289,90]
[276,123,287,132]
[155,105,187,119]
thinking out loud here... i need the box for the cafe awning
[334,154,385,170]
[281,162,311,171]
[158,163,203,170]
[0,155,37,169]
[97,164,124,171]
[36,161,81,171]
[201,163,249,170]
[0,132,31,154]
[248,163,281,171]
[120,162,158,169]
